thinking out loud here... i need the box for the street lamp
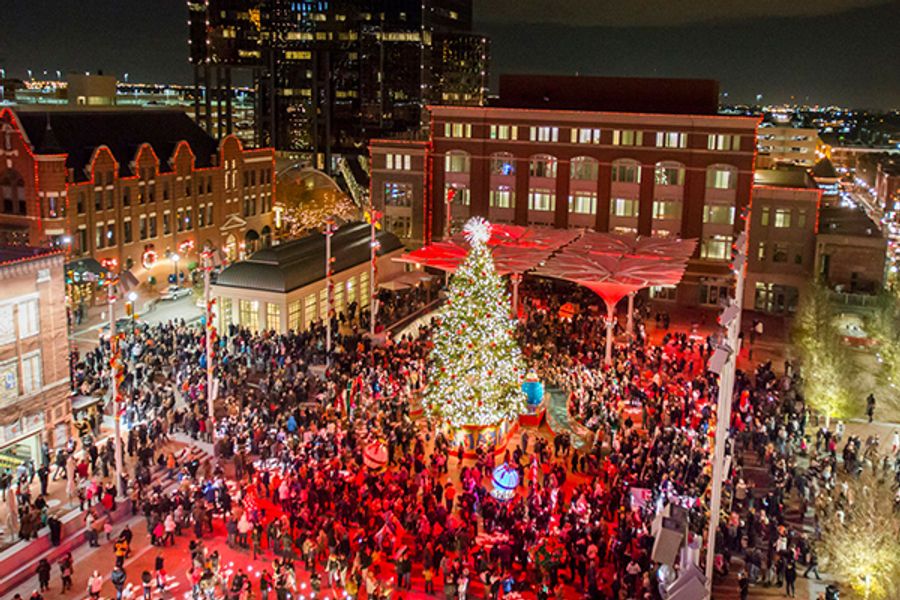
[171,253,180,288]
[127,291,137,329]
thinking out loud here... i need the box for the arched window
[0,170,27,215]
[654,161,685,186]
[489,152,516,176]
[706,164,738,190]
[611,159,642,184]
[529,154,557,179]
[444,150,470,174]
[570,156,598,181]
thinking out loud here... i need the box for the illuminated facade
[371,77,760,305]
[0,107,275,288]
[187,0,488,157]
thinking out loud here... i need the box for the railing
[827,290,880,309]
[385,298,443,335]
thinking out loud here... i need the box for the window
[655,131,688,148]
[611,160,641,183]
[490,188,514,209]
[95,224,105,249]
[76,229,87,254]
[700,235,732,260]
[446,186,470,206]
[444,122,471,138]
[569,192,597,215]
[760,206,770,227]
[772,243,789,263]
[163,212,171,235]
[288,301,302,332]
[122,188,130,206]
[774,208,791,228]
[490,154,516,176]
[17,299,39,338]
[612,198,639,218]
[106,189,114,210]
[266,304,281,331]
[20,352,41,395]
[238,300,259,331]
[530,156,557,179]
[757,242,766,261]
[149,214,158,238]
[176,208,185,232]
[707,134,741,151]
[384,182,414,207]
[77,192,85,214]
[654,162,685,186]
[570,157,598,181]
[386,154,412,170]
[139,216,147,240]
[385,215,412,238]
[123,220,133,244]
[529,126,559,143]
[206,205,214,227]
[798,209,807,228]
[94,191,102,211]
[612,130,643,146]
[571,128,601,144]
[197,204,206,228]
[528,189,555,212]
[700,284,730,305]
[706,165,737,189]
[703,204,735,225]
[652,200,681,220]
[444,152,470,173]
[359,272,369,308]
[319,288,328,318]
[304,294,317,323]
[650,286,677,301]
[489,125,517,140]
[106,223,116,245]
[346,278,356,306]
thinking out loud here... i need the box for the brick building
[371,75,760,306]
[0,246,70,465]
[0,107,275,294]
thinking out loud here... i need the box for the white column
[370,218,377,336]
[203,254,215,434]
[325,220,333,365]
[604,301,616,365]
[108,282,124,497]
[626,292,635,336]
[510,273,521,318]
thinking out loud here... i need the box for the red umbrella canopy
[533,252,689,307]
[397,224,583,275]
[566,231,697,261]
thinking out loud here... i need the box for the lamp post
[106,279,125,497]
[704,229,748,594]
[127,291,137,330]
[324,218,335,367]
[171,252,180,288]
[202,250,216,433]
[365,209,381,336]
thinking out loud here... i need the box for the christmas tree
[424,216,526,427]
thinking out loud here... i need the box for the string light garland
[424,216,527,427]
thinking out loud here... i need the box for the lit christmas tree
[424,216,526,427]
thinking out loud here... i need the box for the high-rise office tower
[187,0,489,164]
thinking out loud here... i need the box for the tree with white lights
[424,217,526,427]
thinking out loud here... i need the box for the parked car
[160,285,192,301]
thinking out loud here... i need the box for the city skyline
[0,0,897,109]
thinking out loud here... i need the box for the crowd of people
[11,276,892,600]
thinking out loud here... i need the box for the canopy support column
[626,292,635,337]
[510,273,521,319]
[605,301,615,365]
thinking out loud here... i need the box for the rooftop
[0,245,62,268]
[494,74,720,116]
[811,158,838,179]
[10,107,219,182]
[819,206,883,238]
[215,222,403,294]
[754,168,816,189]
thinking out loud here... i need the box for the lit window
[446,186,470,206]
[529,126,559,143]
[655,131,687,148]
[386,154,412,170]
[774,208,791,228]
[707,134,741,151]
[571,128,601,144]
[445,152,470,173]
[384,182,414,207]
[489,125,517,140]
[17,299,39,339]
[612,130,643,146]
[757,242,766,261]
[20,352,41,395]
[528,189,555,212]
[568,192,597,215]
[706,166,737,189]
[570,157,598,181]
[652,200,681,220]
[700,235,732,260]
[490,154,516,176]
[444,122,472,138]
[530,156,557,178]
[266,304,281,331]
[611,198,639,218]
[654,163,685,186]
[489,188,514,209]
[772,243,788,263]
[611,161,641,183]
[703,204,735,225]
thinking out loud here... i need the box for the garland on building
[424,216,526,427]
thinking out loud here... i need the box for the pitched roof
[215,222,404,293]
[14,108,218,182]
[811,158,838,179]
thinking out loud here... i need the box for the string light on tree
[424,216,527,427]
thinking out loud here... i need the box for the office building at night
[187,0,489,161]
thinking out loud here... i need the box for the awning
[66,258,108,276]
[245,229,260,241]
[71,395,103,411]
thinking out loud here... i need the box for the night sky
[0,0,897,109]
